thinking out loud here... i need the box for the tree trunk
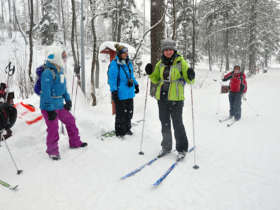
[192,0,196,69]
[61,0,66,45]
[171,0,176,40]
[89,0,97,106]
[7,0,12,38]
[248,0,258,75]
[1,0,5,25]
[28,0,34,83]
[13,0,27,45]
[150,0,165,96]
[71,0,79,69]
[116,0,124,42]
[222,8,230,72]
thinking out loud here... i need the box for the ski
[152,146,195,187]
[0,179,18,191]
[219,117,232,123]
[121,156,160,180]
[227,119,237,127]
[101,119,143,140]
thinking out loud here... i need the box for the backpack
[0,103,17,130]
[34,65,55,95]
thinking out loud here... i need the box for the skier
[0,82,15,139]
[40,47,87,160]
[107,44,139,137]
[145,39,195,160]
[0,102,17,141]
[222,65,247,121]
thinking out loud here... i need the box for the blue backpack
[34,65,55,95]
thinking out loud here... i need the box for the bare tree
[88,0,97,106]
[13,0,27,45]
[7,0,12,38]
[248,0,258,75]
[150,0,165,96]
[71,0,79,69]
[61,0,67,45]
[28,0,34,83]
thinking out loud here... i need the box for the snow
[99,41,136,56]
[1,37,280,210]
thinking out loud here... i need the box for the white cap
[46,46,65,68]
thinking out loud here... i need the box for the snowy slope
[1,39,280,210]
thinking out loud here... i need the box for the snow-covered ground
[0,38,280,210]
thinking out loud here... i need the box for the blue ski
[121,156,159,180]
[153,146,195,187]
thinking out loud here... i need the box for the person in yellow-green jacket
[145,39,195,161]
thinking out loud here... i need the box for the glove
[145,63,153,75]
[64,100,72,111]
[135,85,139,94]
[0,83,6,90]
[47,111,57,121]
[187,68,195,80]
[112,91,118,102]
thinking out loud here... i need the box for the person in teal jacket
[145,39,195,160]
[108,44,139,137]
[40,47,87,160]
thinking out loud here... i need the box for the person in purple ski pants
[40,47,87,160]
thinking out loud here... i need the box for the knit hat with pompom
[115,44,128,56]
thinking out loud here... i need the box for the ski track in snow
[1,40,280,210]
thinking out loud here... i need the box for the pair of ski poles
[138,68,199,169]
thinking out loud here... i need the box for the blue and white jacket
[40,61,70,111]
[108,56,138,100]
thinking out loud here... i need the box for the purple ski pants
[41,109,82,155]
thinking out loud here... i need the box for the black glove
[64,100,72,111]
[112,91,118,102]
[187,68,195,80]
[135,85,139,94]
[145,63,153,75]
[47,111,57,121]
[0,83,6,91]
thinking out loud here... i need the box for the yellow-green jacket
[149,54,194,101]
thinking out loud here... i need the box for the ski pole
[73,79,79,114]
[190,85,199,169]
[0,131,23,175]
[139,76,149,155]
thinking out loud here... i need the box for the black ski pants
[158,100,188,152]
[115,99,133,136]
[229,92,242,120]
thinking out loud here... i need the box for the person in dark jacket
[0,83,15,139]
[40,47,87,160]
[145,39,195,160]
[107,44,139,137]
[222,65,247,121]
[0,103,17,141]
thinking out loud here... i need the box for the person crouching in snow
[107,44,139,138]
[40,47,87,160]
[222,65,247,121]
[145,39,195,161]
